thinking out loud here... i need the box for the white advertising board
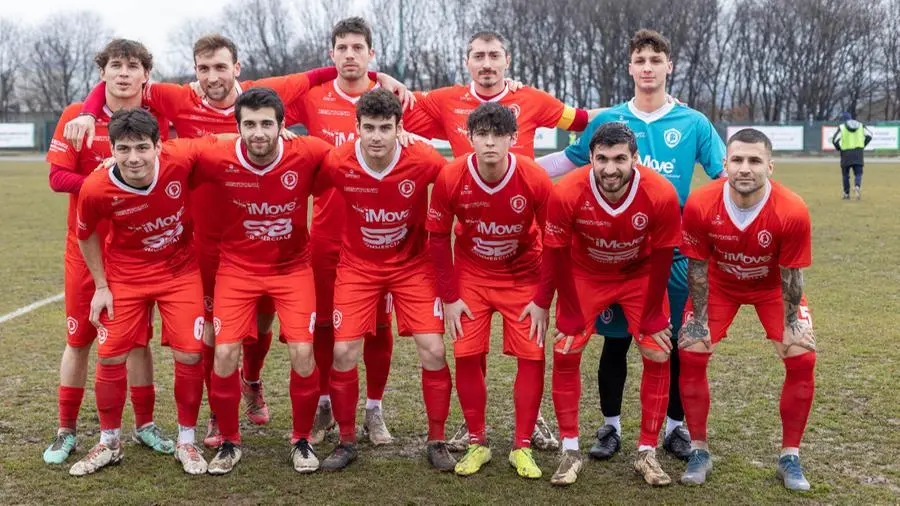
[0,123,35,148]
[727,126,804,151]
[821,126,899,151]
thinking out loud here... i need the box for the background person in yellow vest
[831,112,873,200]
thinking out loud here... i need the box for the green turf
[1,159,898,504]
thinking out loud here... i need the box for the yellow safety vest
[839,124,865,150]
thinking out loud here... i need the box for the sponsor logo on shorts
[97,327,108,344]
[758,230,772,248]
[427,208,443,221]
[398,179,416,198]
[332,309,343,329]
[632,212,648,231]
[282,170,298,190]
[165,181,182,199]
[509,195,527,213]
[213,317,222,336]
[309,312,317,334]
[66,316,78,335]
[193,317,205,341]
[599,308,614,324]
[203,296,214,313]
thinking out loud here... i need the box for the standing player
[70,109,206,476]
[537,29,726,461]
[677,129,816,491]
[284,17,396,445]
[314,89,454,472]
[44,39,174,465]
[403,30,601,450]
[542,123,681,486]
[426,103,552,479]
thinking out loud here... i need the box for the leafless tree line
[1,0,897,121]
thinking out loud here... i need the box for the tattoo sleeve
[687,259,710,323]
[781,267,804,329]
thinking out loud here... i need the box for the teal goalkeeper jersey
[564,98,725,206]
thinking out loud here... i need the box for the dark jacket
[831,120,873,168]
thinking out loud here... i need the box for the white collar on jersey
[355,139,402,180]
[200,81,242,115]
[723,179,772,231]
[101,105,114,120]
[469,81,510,103]
[626,97,676,124]
[107,157,160,196]
[333,79,381,104]
[466,153,517,195]
[589,166,641,217]
[234,137,285,175]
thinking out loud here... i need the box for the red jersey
[75,139,200,283]
[193,136,332,276]
[544,164,681,281]
[680,178,812,297]
[317,140,447,274]
[286,79,379,245]
[402,82,580,157]
[426,153,552,286]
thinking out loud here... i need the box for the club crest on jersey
[165,181,182,199]
[97,327,108,344]
[282,171,298,190]
[398,179,416,198]
[664,128,682,148]
[508,104,521,118]
[632,212,649,231]
[332,309,343,329]
[510,195,527,213]
[758,230,773,248]
[66,316,78,335]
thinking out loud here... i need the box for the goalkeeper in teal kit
[537,29,725,461]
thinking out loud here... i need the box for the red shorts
[199,247,274,322]
[98,270,204,358]
[556,274,669,353]
[333,262,443,341]
[214,266,316,345]
[64,249,98,347]
[454,282,544,361]
[684,289,812,344]
[312,238,392,329]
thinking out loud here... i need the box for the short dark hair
[95,39,153,71]
[356,88,402,124]
[466,103,517,137]
[331,17,373,49]
[193,33,238,63]
[108,109,160,146]
[727,128,773,155]
[467,30,508,58]
[235,87,284,125]
[588,122,638,155]
[630,29,671,59]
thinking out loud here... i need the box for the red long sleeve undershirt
[48,164,86,194]
[640,247,675,335]
[428,233,459,303]
[538,246,584,336]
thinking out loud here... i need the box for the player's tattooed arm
[680,258,712,349]
[781,267,816,351]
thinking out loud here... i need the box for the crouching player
[677,128,816,491]
[541,123,681,486]
[71,109,206,476]
[426,103,552,479]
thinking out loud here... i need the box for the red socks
[679,350,712,442]
[330,367,360,443]
[638,356,670,447]
[129,384,155,428]
[174,361,204,428]
[422,365,451,441]
[313,326,335,395]
[455,354,487,444]
[514,358,545,449]
[781,353,816,448]
[95,362,127,431]
[242,331,273,383]
[58,385,84,431]
[364,325,394,401]
[209,369,242,443]
[290,368,321,442]
[201,342,215,395]
[552,352,582,439]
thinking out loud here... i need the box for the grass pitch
[0,158,898,504]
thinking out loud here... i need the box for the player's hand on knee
[89,286,114,328]
[518,301,548,347]
[553,331,575,354]
[679,316,711,350]
[783,320,816,352]
[649,326,673,354]
[444,299,472,341]
[64,115,96,151]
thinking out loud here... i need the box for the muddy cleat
[854,186,861,200]
[663,425,692,461]
[588,425,621,460]
[427,441,456,472]
[175,443,208,475]
[633,448,671,486]
[680,449,712,485]
[508,448,542,479]
[447,421,470,452]
[203,415,223,449]
[290,439,319,474]
[363,406,393,445]
[776,455,811,491]
[550,449,583,486]
[454,443,491,476]
[43,431,77,465]
[133,423,175,455]
[321,442,358,471]
[842,192,850,200]
[309,402,335,445]
[68,442,123,476]
[208,441,242,475]
[531,415,560,451]
[241,378,270,425]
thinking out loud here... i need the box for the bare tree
[220,0,300,78]
[0,18,24,120]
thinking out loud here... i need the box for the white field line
[0,292,64,324]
